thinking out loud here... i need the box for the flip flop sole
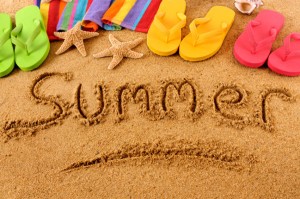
[268,39,300,76]
[14,5,50,71]
[0,14,14,77]
[179,6,235,62]
[147,0,186,56]
[147,36,181,56]
[233,10,284,68]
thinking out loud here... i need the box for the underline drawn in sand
[0,72,297,142]
[2,72,73,141]
[62,139,257,173]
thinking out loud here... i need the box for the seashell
[248,0,264,7]
[235,1,256,15]
[234,0,257,15]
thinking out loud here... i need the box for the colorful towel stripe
[34,0,42,7]
[111,0,137,25]
[82,0,121,31]
[122,0,161,32]
[101,0,125,30]
[39,2,49,31]
[102,0,162,32]
[56,0,93,31]
[35,0,68,40]
[36,0,162,35]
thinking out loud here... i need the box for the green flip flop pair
[0,5,50,78]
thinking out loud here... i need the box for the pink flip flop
[234,10,284,68]
[268,33,300,76]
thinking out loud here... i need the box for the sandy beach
[0,0,299,198]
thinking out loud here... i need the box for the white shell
[235,1,257,15]
[248,0,264,7]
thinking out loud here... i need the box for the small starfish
[54,22,99,56]
[93,34,144,70]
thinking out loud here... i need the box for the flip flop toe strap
[247,20,277,54]
[189,17,228,46]
[168,13,186,40]
[153,12,186,42]
[282,33,300,61]
[0,28,11,62]
[11,19,42,55]
[0,28,10,47]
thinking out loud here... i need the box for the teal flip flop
[0,13,14,77]
[11,5,50,71]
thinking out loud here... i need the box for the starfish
[93,34,144,70]
[54,22,99,56]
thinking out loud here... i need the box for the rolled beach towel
[34,0,69,40]
[121,0,161,32]
[56,0,93,32]
[82,0,121,31]
[102,0,161,32]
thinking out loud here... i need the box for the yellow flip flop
[179,6,235,61]
[147,0,186,56]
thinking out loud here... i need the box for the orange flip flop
[179,6,235,61]
[147,0,186,56]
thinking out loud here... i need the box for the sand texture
[0,0,300,198]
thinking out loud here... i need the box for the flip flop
[179,6,235,61]
[147,0,186,56]
[268,33,300,76]
[0,14,14,77]
[233,10,284,68]
[11,5,50,71]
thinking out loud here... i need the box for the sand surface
[0,0,300,198]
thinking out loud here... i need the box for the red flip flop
[268,33,300,76]
[234,10,284,68]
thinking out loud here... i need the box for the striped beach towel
[34,0,68,40]
[35,0,40,7]
[82,0,121,31]
[121,0,162,32]
[102,0,162,32]
[56,0,93,32]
